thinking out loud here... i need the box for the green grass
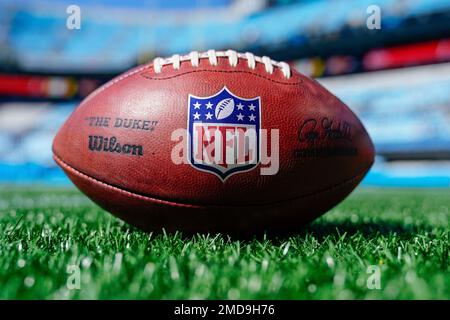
[0,186,448,299]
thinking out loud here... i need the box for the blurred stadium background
[1,0,450,187]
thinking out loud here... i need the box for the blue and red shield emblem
[187,87,261,181]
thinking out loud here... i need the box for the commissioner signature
[298,117,352,143]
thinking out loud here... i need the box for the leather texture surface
[53,56,375,232]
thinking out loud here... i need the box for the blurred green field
[0,186,448,299]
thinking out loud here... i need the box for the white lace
[152,50,291,79]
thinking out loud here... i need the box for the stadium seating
[2,0,449,71]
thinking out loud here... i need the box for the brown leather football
[53,50,374,233]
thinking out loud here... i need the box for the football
[52,50,374,233]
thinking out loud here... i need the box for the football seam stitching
[78,64,302,108]
[153,50,292,78]
[140,68,303,85]
[53,152,370,209]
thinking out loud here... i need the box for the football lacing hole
[152,50,291,79]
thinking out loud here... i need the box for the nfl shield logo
[187,86,261,181]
